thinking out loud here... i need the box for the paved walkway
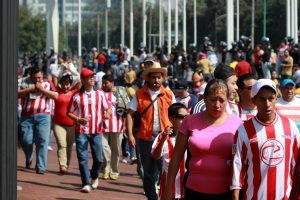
[17,137,147,200]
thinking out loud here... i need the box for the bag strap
[140,93,163,116]
[116,86,126,106]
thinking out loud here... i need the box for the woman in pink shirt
[164,79,243,200]
[53,73,78,174]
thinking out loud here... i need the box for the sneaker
[121,157,128,164]
[81,185,92,193]
[130,157,137,165]
[102,172,109,180]
[47,146,53,151]
[91,178,99,189]
[60,167,68,175]
[110,174,118,180]
[36,170,45,175]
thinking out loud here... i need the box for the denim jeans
[20,114,51,172]
[139,137,162,200]
[75,133,103,186]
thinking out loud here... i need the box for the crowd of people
[17,36,300,199]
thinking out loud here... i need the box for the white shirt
[128,88,176,132]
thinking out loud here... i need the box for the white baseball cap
[251,79,277,97]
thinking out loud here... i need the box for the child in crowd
[151,103,188,199]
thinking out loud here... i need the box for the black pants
[185,188,231,200]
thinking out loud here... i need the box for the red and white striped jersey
[68,89,109,134]
[103,91,125,133]
[238,103,257,121]
[276,97,300,130]
[192,99,240,117]
[20,81,54,116]
[151,133,185,199]
[230,114,300,200]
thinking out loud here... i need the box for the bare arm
[67,112,88,126]
[232,189,240,200]
[151,126,172,160]
[18,85,35,98]
[163,132,188,200]
[126,109,136,148]
[35,82,58,100]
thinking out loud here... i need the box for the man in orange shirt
[126,60,175,200]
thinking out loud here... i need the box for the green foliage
[18,6,46,54]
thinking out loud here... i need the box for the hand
[104,109,111,119]
[28,84,36,91]
[35,82,43,92]
[128,135,136,148]
[162,126,173,137]
[77,117,89,125]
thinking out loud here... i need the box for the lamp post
[121,0,124,47]
[194,0,197,46]
[263,0,266,37]
[227,0,234,50]
[183,0,186,51]
[168,0,171,55]
[175,0,178,46]
[142,0,146,47]
[130,0,133,56]
[251,0,255,47]
[78,0,81,56]
[236,0,239,41]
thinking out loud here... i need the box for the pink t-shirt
[180,112,243,194]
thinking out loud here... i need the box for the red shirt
[235,60,252,78]
[97,53,106,65]
[53,88,77,126]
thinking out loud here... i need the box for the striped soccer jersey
[231,114,300,200]
[103,91,125,133]
[192,99,239,117]
[176,94,198,113]
[20,81,54,116]
[276,97,300,130]
[238,103,257,121]
[151,133,185,199]
[68,89,109,134]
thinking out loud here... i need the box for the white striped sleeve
[231,126,247,190]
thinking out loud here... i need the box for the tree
[18,6,46,54]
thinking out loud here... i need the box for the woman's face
[60,81,71,92]
[204,88,228,118]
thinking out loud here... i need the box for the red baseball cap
[80,68,95,78]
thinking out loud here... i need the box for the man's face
[31,72,43,83]
[280,84,295,102]
[226,75,238,101]
[284,50,290,57]
[81,75,95,87]
[102,79,114,92]
[148,72,164,91]
[252,87,277,123]
[238,79,256,103]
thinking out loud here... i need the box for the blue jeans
[139,137,162,200]
[20,114,51,172]
[75,133,103,186]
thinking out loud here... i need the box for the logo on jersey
[260,139,284,167]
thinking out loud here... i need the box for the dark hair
[60,74,73,84]
[30,67,42,76]
[203,79,229,99]
[237,73,256,89]
[168,103,187,118]
[102,74,114,82]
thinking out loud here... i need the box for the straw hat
[142,61,167,81]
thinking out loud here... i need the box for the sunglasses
[173,114,188,119]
